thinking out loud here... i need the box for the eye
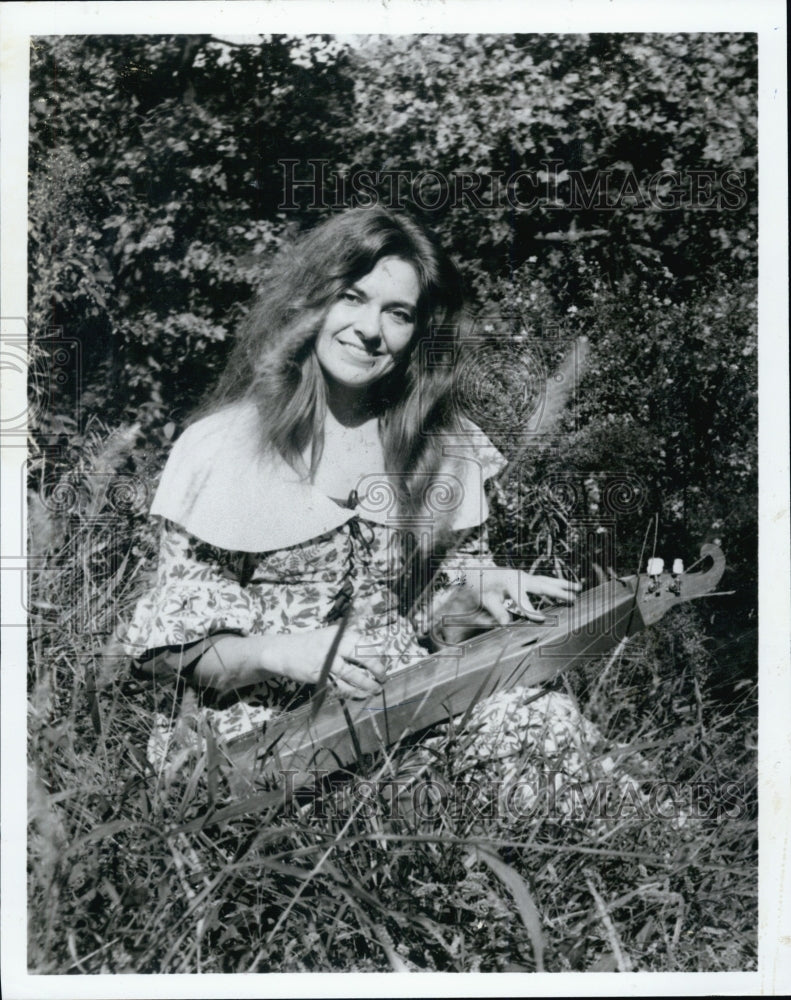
[389,308,414,325]
[340,289,361,304]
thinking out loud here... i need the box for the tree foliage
[343,33,756,291]
[30,34,353,426]
[28,30,757,585]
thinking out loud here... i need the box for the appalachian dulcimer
[224,544,726,794]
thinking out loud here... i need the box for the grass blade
[311,604,352,721]
[471,846,546,972]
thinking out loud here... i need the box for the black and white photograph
[1,1,788,995]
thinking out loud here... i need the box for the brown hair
[204,207,467,524]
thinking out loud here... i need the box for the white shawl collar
[151,401,506,552]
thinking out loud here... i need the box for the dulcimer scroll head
[637,543,727,625]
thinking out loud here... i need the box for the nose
[353,303,382,343]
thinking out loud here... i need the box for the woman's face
[314,256,420,392]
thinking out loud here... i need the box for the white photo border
[1,2,787,997]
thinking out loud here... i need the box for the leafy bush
[342,33,756,293]
[29,32,756,438]
[29,34,354,430]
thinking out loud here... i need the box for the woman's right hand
[191,627,388,699]
[265,626,387,699]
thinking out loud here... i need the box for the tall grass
[27,422,757,973]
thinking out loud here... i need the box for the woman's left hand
[468,567,581,625]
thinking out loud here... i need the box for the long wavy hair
[203,207,467,526]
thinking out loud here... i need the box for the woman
[122,207,581,765]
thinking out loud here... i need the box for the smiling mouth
[338,340,381,361]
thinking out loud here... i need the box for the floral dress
[121,402,649,818]
[122,512,494,759]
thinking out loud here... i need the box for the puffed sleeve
[120,519,260,669]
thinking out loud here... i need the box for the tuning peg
[646,557,664,594]
[667,558,684,595]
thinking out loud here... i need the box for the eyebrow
[348,282,418,312]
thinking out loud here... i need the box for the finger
[334,658,384,695]
[331,676,380,700]
[528,576,581,602]
[338,635,388,682]
[337,654,387,685]
[480,593,513,626]
[331,676,371,699]
[336,658,382,688]
[527,574,578,589]
[505,595,546,623]
[353,655,388,683]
